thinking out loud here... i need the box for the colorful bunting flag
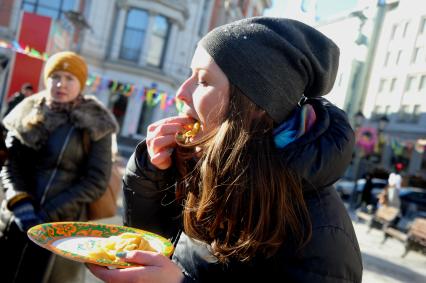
[0,39,178,111]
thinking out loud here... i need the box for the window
[384,51,390,66]
[418,74,426,91]
[22,0,77,20]
[412,47,420,63]
[402,21,409,37]
[378,79,387,92]
[405,76,415,92]
[241,0,250,16]
[395,50,402,65]
[119,9,148,61]
[412,105,421,123]
[419,17,426,35]
[137,101,156,136]
[337,73,343,87]
[119,9,170,67]
[390,24,398,40]
[110,93,128,131]
[421,144,426,176]
[199,0,211,36]
[398,105,410,122]
[146,15,170,67]
[372,105,382,120]
[390,78,397,92]
[384,105,391,115]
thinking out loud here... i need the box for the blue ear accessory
[273,107,301,149]
[273,104,316,149]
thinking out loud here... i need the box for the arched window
[22,0,77,20]
[118,9,170,68]
[146,15,170,67]
[119,8,148,61]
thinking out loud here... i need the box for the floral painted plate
[27,222,174,268]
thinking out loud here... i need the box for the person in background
[384,172,402,209]
[2,82,34,118]
[0,83,35,168]
[89,17,362,282]
[0,51,118,283]
[360,173,374,213]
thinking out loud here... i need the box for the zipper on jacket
[40,126,75,205]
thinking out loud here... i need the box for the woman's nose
[176,77,194,103]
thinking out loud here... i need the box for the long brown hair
[175,86,311,263]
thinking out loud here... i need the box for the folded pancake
[177,121,200,144]
[88,232,156,263]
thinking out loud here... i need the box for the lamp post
[377,115,389,163]
[378,115,389,132]
[350,111,366,209]
[354,111,366,129]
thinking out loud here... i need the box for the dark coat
[123,98,363,282]
[0,91,119,228]
[2,91,26,118]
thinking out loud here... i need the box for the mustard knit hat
[44,51,88,91]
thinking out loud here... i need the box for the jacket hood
[2,91,119,149]
[280,98,354,192]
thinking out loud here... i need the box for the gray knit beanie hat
[199,17,340,124]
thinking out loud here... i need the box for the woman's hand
[146,116,193,170]
[87,251,184,283]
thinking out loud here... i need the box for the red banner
[6,12,52,98]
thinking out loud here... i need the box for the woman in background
[0,51,118,283]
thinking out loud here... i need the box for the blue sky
[264,0,358,20]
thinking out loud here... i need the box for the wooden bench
[406,218,426,256]
[382,217,426,257]
[359,206,400,233]
[356,210,374,223]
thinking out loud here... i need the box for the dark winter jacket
[1,91,26,118]
[0,92,118,229]
[123,98,363,282]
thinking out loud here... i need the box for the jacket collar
[279,98,355,193]
[3,91,119,149]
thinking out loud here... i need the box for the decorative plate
[27,222,174,268]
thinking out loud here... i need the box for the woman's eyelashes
[196,74,208,86]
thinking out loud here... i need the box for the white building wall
[358,0,426,175]
[1,0,270,142]
[316,17,364,110]
[79,0,207,140]
[364,0,426,140]
[79,0,115,61]
[79,0,271,141]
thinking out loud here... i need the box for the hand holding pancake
[146,116,196,170]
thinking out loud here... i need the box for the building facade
[316,0,426,178]
[0,0,271,155]
[363,0,426,177]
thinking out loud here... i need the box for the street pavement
[2,150,423,281]
[85,209,426,283]
[352,215,426,283]
[85,158,426,283]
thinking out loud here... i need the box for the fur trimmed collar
[3,91,119,149]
